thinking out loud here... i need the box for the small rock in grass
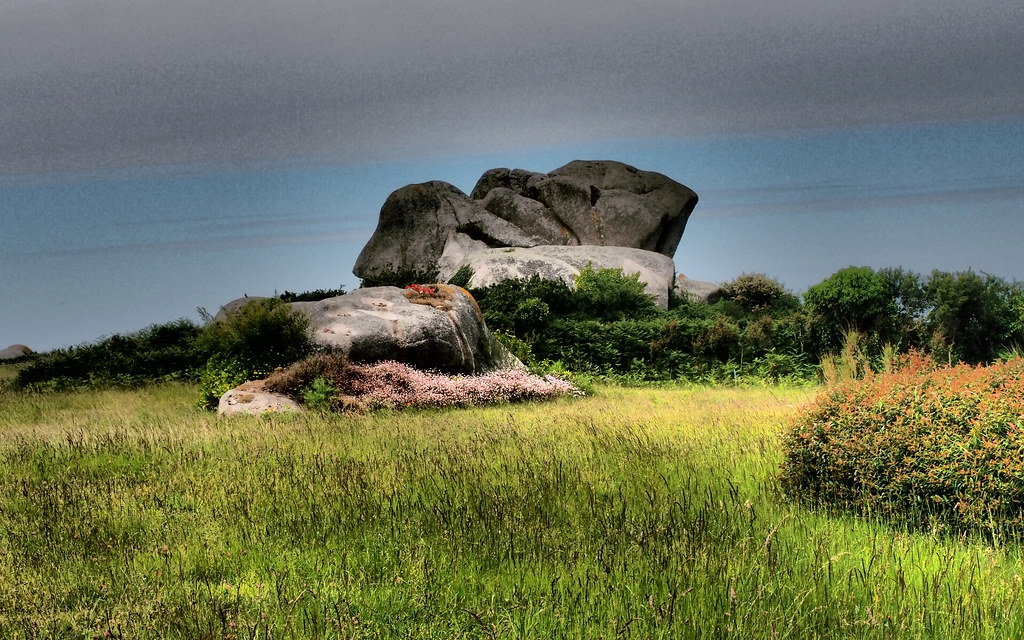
[218,380,301,417]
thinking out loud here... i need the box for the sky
[2,0,1023,351]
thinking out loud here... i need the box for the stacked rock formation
[353,160,698,307]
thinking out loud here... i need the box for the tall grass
[1,383,1023,638]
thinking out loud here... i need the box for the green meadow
[2,380,1024,639]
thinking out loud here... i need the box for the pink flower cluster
[336,360,584,409]
[404,283,438,296]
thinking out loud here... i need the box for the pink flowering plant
[403,283,457,310]
[265,354,583,412]
[404,283,438,296]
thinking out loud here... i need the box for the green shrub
[781,353,1024,536]
[446,264,474,288]
[924,269,1021,365]
[718,273,799,314]
[196,354,262,409]
[196,297,311,366]
[534,318,664,376]
[572,264,658,321]
[301,377,338,412]
[492,330,536,367]
[804,266,899,355]
[195,298,312,409]
[14,319,204,390]
[278,286,347,302]
[471,276,574,333]
[359,266,440,288]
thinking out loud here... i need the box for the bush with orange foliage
[781,352,1024,535]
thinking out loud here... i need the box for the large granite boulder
[290,285,520,374]
[471,160,698,256]
[353,161,697,284]
[0,344,33,360]
[438,245,677,309]
[353,182,542,284]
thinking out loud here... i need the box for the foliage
[718,273,799,314]
[818,329,874,386]
[804,266,898,355]
[194,298,312,409]
[471,275,573,336]
[13,319,204,390]
[879,266,928,346]
[782,353,1024,536]
[301,376,338,412]
[534,318,665,376]
[359,265,440,288]
[13,384,1024,638]
[572,263,658,321]
[446,264,475,288]
[195,297,311,367]
[265,354,582,410]
[277,285,347,303]
[195,353,265,410]
[492,329,536,367]
[924,269,1022,365]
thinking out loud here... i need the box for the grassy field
[2,379,1024,638]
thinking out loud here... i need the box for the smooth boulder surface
[0,344,32,360]
[291,285,520,374]
[353,182,541,284]
[472,160,698,256]
[675,275,723,304]
[218,380,302,416]
[438,245,677,309]
[213,296,269,322]
[353,161,697,284]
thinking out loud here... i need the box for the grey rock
[436,232,490,281]
[479,187,579,246]
[0,344,33,360]
[213,296,269,322]
[471,160,698,257]
[291,285,520,374]
[469,167,543,200]
[353,161,697,284]
[438,245,677,309]
[353,182,541,283]
[675,275,722,304]
[218,380,302,416]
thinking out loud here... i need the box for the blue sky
[1,1,1023,351]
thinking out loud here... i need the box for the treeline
[469,265,1024,383]
[7,265,1022,393]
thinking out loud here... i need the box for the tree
[803,266,898,354]
[879,267,928,348]
[924,270,1021,364]
[718,273,800,315]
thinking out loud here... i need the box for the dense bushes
[195,298,312,408]
[466,264,1024,383]
[13,263,1024,395]
[13,296,315,408]
[781,354,1024,535]
[277,286,347,303]
[718,272,800,314]
[13,319,205,390]
[469,269,815,383]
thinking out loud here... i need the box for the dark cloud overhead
[2,0,1022,174]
